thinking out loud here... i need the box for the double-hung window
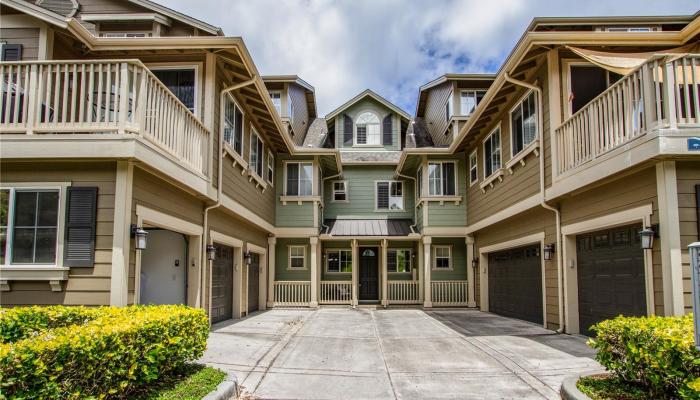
[326,249,352,273]
[223,94,244,156]
[510,91,538,155]
[469,151,478,185]
[445,97,453,121]
[428,162,456,196]
[285,162,313,196]
[483,127,501,178]
[376,181,403,211]
[355,112,381,145]
[460,90,486,116]
[387,249,411,273]
[332,181,347,202]
[288,245,306,269]
[249,128,264,178]
[266,151,274,185]
[416,167,423,198]
[1,188,60,265]
[151,67,196,114]
[433,246,451,270]
[269,91,282,116]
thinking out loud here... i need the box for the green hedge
[589,314,700,400]
[0,305,209,399]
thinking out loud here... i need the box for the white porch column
[381,239,388,307]
[267,237,276,307]
[309,237,319,308]
[656,161,685,315]
[423,236,432,308]
[418,238,424,303]
[466,235,476,307]
[351,239,359,307]
[110,160,134,306]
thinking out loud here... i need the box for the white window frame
[509,90,539,158]
[445,95,453,121]
[460,89,486,116]
[432,245,452,270]
[287,245,307,270]
[249,127,264,179]
[0,183,69,269]
[375,180,404,212]
[325,248,353,274]
[266,150,275,185]
[387,249,412,273]
[221,92,246,164]
[354,111,382,147]
[469,150,478,186]
[427,161,458,197]
[416,166,423,199]
[483,125,502,180]
[147,63,201,117]
[288,92,294,120]
[269,90,282,117]
[332,180,348,203]
[283,161,314,197]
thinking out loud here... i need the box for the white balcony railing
[555,54,700,175]
[431,280,468,306]
[319,281,352,304]
[388,280,420,304]
[273,280,310,306]
[0,60,209,175]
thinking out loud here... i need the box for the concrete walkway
[200,309,603,399]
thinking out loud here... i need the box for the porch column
[418,238,424,303]
[110,160,134,306]
[381,239,388,307]
[656,161,684,315]
[267,237,276,307]
[309,237,319,307]
[351,239,358,307]
[423,236,432,308]
[466,235,476,307]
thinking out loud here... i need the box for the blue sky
[160,0,698,116]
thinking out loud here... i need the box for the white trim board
[136,204,203,235]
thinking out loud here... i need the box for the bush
[0,305,209,399]
[589,314,700,400]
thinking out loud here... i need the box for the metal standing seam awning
[323,219,417,237]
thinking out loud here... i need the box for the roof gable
[325,89,411,121]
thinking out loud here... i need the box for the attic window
[604,27,654,32]
[97,21,154,37]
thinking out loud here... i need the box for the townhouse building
[0,0,698,336]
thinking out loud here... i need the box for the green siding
[334,98,401,151]
[275,154,316,227]
[324,165,415,220]
[275,238,311,281]
[425,154,468,227]
[431,237,468,280]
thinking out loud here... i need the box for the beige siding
[288,84,309,144]
[424,81,453,145]
[0,161,116,306]
[676,161,699,313]
[0,28,40,60]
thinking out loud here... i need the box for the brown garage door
[247,253,260,313]
[211,244,233,324]
[577,224,647,336]
[488,244,543,325]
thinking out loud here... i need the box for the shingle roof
[340,151,402,164]
[324,219,415,236]
[301,118,328,148]
[405,118,434,148]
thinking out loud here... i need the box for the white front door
[140,229,187,305]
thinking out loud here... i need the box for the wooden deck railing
[273,281,310,306]
[387,280,420,304]
[431,280,468,306]
[555,54,700,175]
[0,60,209,175]
[319,281,352,304]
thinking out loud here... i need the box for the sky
[160,0,698,116]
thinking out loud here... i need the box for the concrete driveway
[201,308,603,399]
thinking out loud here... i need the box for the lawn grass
[576,375,648,400]
[138,364,227,400]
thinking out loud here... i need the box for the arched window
[355,112,380,145]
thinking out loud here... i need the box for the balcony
[0,60,210,176]
[554,54,700,177]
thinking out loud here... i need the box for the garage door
[488,244,543,325]
[248,253,260,313]
[577,224,647,336]
[211,244,233,324]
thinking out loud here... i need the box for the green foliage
[576,375,647,400]
[0,305,209,399]
[588,314,700,400]
[139,364,226,400]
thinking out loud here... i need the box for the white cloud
[159,0,698,115]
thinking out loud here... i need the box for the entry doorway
[139,229,187,305]
[248,252,260,313]
[359,247,379,302]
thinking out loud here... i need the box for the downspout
[504,73,565,333]
[321,171,342,234]
[395,171,418,233]
[201,76,257,317]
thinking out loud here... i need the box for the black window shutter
[383,114,393,146]
[343,114,353,146]
[63,187,98,267]
[377,182,389,209]
[1,44,22,61]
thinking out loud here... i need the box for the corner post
[423,236,432,308]
[309,237,319,308]
[267,236,276,307]
[466,235,476,307]
[351,239,358,307]
[381,239,388,307]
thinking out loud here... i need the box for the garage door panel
[488,244,543,325]
[211,244,234,324]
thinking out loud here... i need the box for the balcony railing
[387,280,420,304]
[0,60,209,175]
[431,280,468,306]
[319,281,352,304]
[273,280,310,306]
[555,54,700,175]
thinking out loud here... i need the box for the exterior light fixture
[244,251,252,266]
[543,243,556,261]
[131,225,148,250]
[471,258,479,269]
[206,245,216,261]
[640,225,657,250]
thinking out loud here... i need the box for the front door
[211,244,233,324]
[247,253,260,313]
[359,247,379,301]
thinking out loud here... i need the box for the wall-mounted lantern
[640,225,658,250]
[244,251,252,266]
[543,243,556,261]
[206,245,216,261]
[471,258,479,269]
[131,225,148,250]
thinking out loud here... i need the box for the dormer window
[269,91,282,116]
[460,90,486,116]
[355,112,380,146]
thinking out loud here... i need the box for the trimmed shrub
[0,306,109,343]
[0,305,209,399]
[589,314,700,400]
